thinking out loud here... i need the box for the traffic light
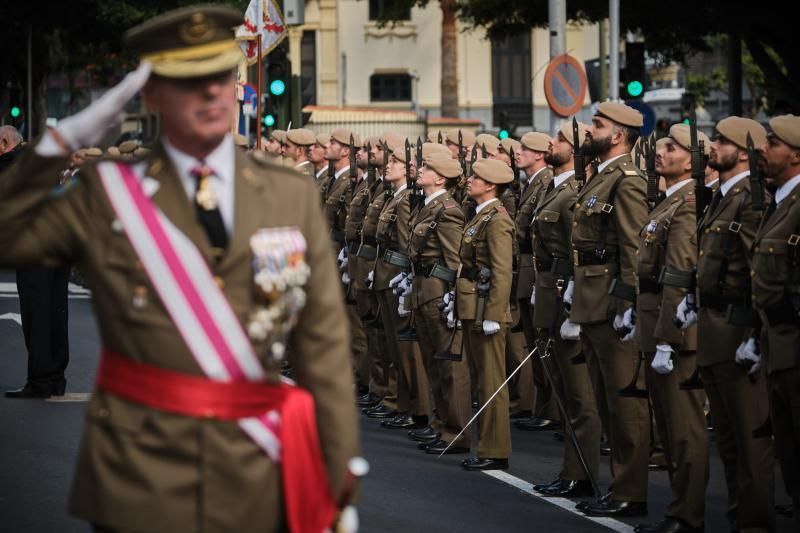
[266,42,290,129]
[498,111,514,140]
[680,92,696,124]
[623,42,646,100]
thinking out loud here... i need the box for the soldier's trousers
[415,297,471,447]
[375,289,431,417]
[462,319,511,459]
[354,288,393,401]
[581,322,649,501]
[769,366,800,533]
[508,304,535,414]
[700,361,775,532]
[518,301,559,420]
[345,298,369,391]
[645,352,709,528]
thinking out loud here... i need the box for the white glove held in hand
[651,344,674,375]
[341,272,351,285]
[446,309,457,329]
[399,274,414,297]
[675,296,698,330]
[389,272,407,292]
[365,270,374,290]
[335,505,359,533]
[563,280,574,305]
[337,248,349,270]
[482,320,500,335]
[621,307,636,342]
[37,61,153,157]
[735,337,761,375]
[530,286,536,306]
[397,296,411,317]
[442,291,455,314]
[560,319,581,340]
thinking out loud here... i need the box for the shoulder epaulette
[495,205,507,214]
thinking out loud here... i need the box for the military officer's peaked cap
[422,142,451,159]
[595,101,644,128]
[286,128,316,147]
[715,116,767,150]
[315,133,331,148]
[668,124,710,155]
[330,128,361,148]
[499,137,521,155]
[446,128,476,147]
[558,120,588,147]
[472,159,513,184]
[769,115,800,149]
[520,132,552,152]
[124,5,244,79]
[476,133,501,154]
[424,153,462,179]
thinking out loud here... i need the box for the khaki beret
[595,101,644,128]
[330,128,361,148]
[383,132,406,153]
[124,5,243,79]
[424,153,462,179]
[84,147,103,158]
[476,134,501,154]
[769,114,800,149]
[118,140,140,154]
[422,142,451,159]
[392,147,413,164]
[233,133,249,147]
[427,130,447,144]
[286,128,316,147]
[655,137,670,149]
[271,130,286,144]
[520,132,551,152]
[363,135,382,149]
[472,159,513,184]
[668,124,711,155]
[499,138,521,155]
[446,128,476,147]
[557,121,588,148]
[715,116,767,150]
[315,133,331,148]
[107,146,121,156]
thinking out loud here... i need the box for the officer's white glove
[621,307,636,342]
[335,505,359,533]
[365,270,374,290]
[560,318,581,340]
[337,248,349,270]
[530,286,536,306]
[389,272,407,292]
[482,320,501,336]
[399,274,415,297]
[37,61,152,157]
[397,296,411,317]
[613,314,625,331]
[651,344,674,375]
[442,290,455,314]
[674,296,698,330]
[563,280,574,305]
[341,272,351,285]
[446,309,457,329]
[735,337,761,375]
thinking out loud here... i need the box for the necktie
[707,189,723,216]
[763,198,777,223]
[191,164,229,255]
[545,179,555,195]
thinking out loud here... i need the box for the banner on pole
[236,0,287,65]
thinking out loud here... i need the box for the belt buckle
[728,221,742,233]
[789,234,800,246]
[573,249,579,267]
[601,203,614,214]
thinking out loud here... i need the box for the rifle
[510,145,521,211]
[381,140,393,199]
[404,138,413,199]
[349,134,357,181]
[572,117,586,192]
[480,142,488,159]
[645,133,659,211]
[468,143,478,177]
[458,130,466,175]
[438,131,444,144]
[472,267,493,332]
[747,133,765,211]
[366,141,376,188]
[411,137,424,211]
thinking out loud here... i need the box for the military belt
[382,249,411,270]
[763,299,800,326]
[658,266,694,289]
[638,278,661,294]
[699,291,747,311]
[458,265,481,281]
[413,262,457,284]
[354,243,378,261]
[361,235,378,246]
[347,241,361,255]
[726,304,760,328]
[573,249,615,266]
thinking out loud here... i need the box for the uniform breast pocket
[702,219,736,259]
[753,238,790,286]
[536,209,561,240]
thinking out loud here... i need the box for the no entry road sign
[544,55,588,118]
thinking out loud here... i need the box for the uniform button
[98,408,109,418]
[715,227,721,232]
[573,222,578,227]
[575,203,580,208]
[604,268,609,273]
[705,229,710,234]
[133,286,148,309]
[699,251,704,256]
[214,276,225,289]
[751,270,755,276]
[769,247,774,253]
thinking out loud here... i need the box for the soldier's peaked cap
[558,121,588,148]
[124,5,244,79]
[595,101,644,128]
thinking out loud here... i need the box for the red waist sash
[96,348,337,533]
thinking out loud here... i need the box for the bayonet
[645,133,659,211]
[747,133,765,211]
[572,117,586,191]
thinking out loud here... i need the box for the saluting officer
[530,120,601,498]
[752,115,800,531]
[457,159,515,471]
[675,116,775,532]
[572,102,650,518]
[0,5,359,531]
[633,124,710,533]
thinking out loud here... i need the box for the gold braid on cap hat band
[141,40,238,62]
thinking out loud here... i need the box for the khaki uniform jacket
[516,167,553,300]
[345,177,374,290]
[571,154,648,324]
[295,160,315,180]
[374,186,413,290]
[0,145,358,532]
[634,180,698,352]
[456,199,514,323]
[324,167,355,245]
[407,191,465,308]
[532,173,579,329]
[751,181,800,372]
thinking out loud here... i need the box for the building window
[370,73,412,102]
[369,0,411,21]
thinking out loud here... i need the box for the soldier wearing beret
[530,120,601,498]
[572,101,650,517]
[753,114,800,531]
[456,158,515,471]
[0,5,360,531]
[513,131,558,431]
[283,128,316,179]
[265,129,285,161]
[407,153,471,454]
[674,116,776,532]
[633,124,710,533]
[445,129,476,206]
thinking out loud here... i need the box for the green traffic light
[682,118,691,125]
[269,80,286,96]
[626,80,644,97]
[10,106,21,118]
[499,129,509,140]
[264,114,276,127]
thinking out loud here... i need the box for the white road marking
[0,282,91,299]
[45,393,92,403]
[482,470,635,533]
[0,312,22,325]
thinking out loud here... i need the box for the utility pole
[609,0,620,100]
[598,19,608,102]
[549,0,566,132]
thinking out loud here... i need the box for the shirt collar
[393,183,407,197]
[475,198,496,214]
[527,166,547,184]
[597,153,626,174]
[720,171,749,197]
[705,178,719,189]
[335,165,350,179]
[776,174,800,205]
[553,169,575,188]
[424,189,447,205]
[665,178,692,198]
[162,134,234,185]
[315,167,327,179]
